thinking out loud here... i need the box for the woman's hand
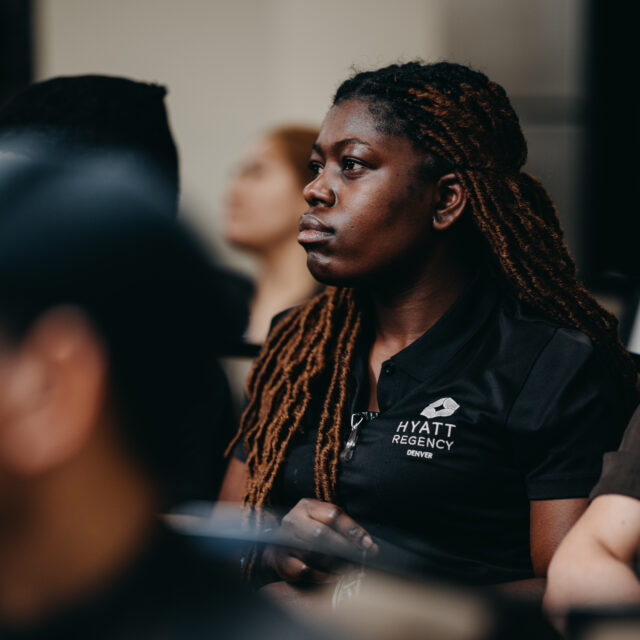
[262,498,378,584]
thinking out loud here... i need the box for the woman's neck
[246,236,318,343]
[368,248,472,353]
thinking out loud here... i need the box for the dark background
[583,0,640,342]
[584,1,640,284]
[0,0,32,103]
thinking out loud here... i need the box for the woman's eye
[342,158,364,173]
[308,161,323,175]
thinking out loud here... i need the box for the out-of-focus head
[0,75,179,214]
[0,156,245,507]
[224,124,318,253]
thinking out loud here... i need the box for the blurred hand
[262,498,378,584]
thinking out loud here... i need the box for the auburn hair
[268,124,320,190]
[228,61,638,513]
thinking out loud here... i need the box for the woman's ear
[433,172,467,231]
[0,307,108,476]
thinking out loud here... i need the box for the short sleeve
[509,328,628,500]
[232,435,248,462]
[590,406,640,500]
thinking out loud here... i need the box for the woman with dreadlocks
[220,61,637,597]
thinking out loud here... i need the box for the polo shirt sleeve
[590,406,640,500]
[233,433,248,462]
[508,327,628,500]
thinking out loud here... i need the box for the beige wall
[34,0,584,269]
[34,0,445,270]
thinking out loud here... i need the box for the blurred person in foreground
[0,75,246,502]
[0,157,325,639]
[544,404,640,627]
[224,125,320,345]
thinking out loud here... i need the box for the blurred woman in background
[224,125,320,344]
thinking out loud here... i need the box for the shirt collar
[387,273,499,384]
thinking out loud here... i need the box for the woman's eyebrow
[312,138,374,156]
[311,138,373,155]
[334,137,373,151]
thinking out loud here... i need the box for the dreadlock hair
[229,61,639,514]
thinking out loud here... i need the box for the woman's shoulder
[265,289,330,339]
[497,294,629,427]
[268,307,296,333]
[495,284,597,359]
[485,283,627,418]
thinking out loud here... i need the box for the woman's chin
[306,254,338,285]
[306,255,364,288]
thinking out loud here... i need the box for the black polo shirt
[236,276,630,584]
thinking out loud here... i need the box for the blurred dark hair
[268,124,319,189]
[0,156,245,504]
[0,74,179,214]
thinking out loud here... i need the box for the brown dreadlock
[228,61,638,513]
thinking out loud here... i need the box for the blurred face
[224,137,307,253]
[0,329,30,516]
[0,332,16,511]
[0,310,109,512]
[299,99,438,287]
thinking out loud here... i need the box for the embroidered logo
[420,397,460,419]
[391,398,460,461]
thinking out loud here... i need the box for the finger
[305,501,378,553]
[286,545,347,574]
[276,553,334,584]
[283,512,362,557]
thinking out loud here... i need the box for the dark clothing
[591,405,640,500]
[0,527,327,640]
[172,360,238,506]
[236,276,629,585]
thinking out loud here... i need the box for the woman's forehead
[317,100,381,144]
[315,99,421,160]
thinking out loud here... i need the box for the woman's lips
[298,215,333,245]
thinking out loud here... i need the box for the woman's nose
[303,172,335,207]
